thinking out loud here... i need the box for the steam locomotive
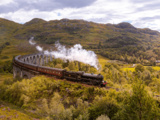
[14,55,107,87]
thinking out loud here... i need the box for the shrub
[89,95,119,120]
[96,115,110,120]
[115,79,160,120]
[135,64,144,72]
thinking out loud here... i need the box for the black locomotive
[14,55,107,87]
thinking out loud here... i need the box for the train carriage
[23,63,37,71]
[37,66,65,78]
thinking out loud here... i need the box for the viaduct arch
[13,53,53,79]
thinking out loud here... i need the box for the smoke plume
[28,37,100,70]
[29,37,36,45]
[36,46,43,52]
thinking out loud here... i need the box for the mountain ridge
[0,17,160,64]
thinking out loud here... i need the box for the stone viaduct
[13,53,52,79]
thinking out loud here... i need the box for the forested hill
[1,18,160,64]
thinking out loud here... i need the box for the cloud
[54,0,97,8]
[0,9,60,23]
[0,0,96,13]
[0,0,160,32]
[0,0,13,5]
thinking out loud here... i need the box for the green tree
[116,79,160,120]
[3,60,13,73]
[55,64,62,69]
[49,92,65,119]
[73,98,89,120]
[68,62,76,71]
[149,78,160,93]
[135,64,144,72]
[141,70,152,85]
[89,95,119,120]
[41,98,49,115]
[150,57,156,66]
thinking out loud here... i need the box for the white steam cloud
[45,42,100,70]
[36,46,43,52]
[28,37,100,70]
[29,37,36,45]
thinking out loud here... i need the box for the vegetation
[116,79,160,120]
[46,58,98,73]
[0,61,160,119]
[1,18,160,65]
[14,19,160,65]
[1,17,160,119]
[0,99,38,120]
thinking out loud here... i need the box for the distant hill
[1,18,160,64]
[0,18,22,44]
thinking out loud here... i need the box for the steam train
[14,55,107,87]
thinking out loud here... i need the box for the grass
[0,73,13,85]
[121,66,160,72]
[0,45,28,59]
[0,73,44,119]
[122,67,135,72]
[98,55,109,69]
[152,66,160,71]
[0,100,43,120]
[98,55,136,72]
[0,44,32,67]
[0,106,33,120]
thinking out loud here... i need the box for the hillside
[1,18,160,120]
[1,18,160,65]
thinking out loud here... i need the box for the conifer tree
[116,79,160,120]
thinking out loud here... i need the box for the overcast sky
[0,0,160,31]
